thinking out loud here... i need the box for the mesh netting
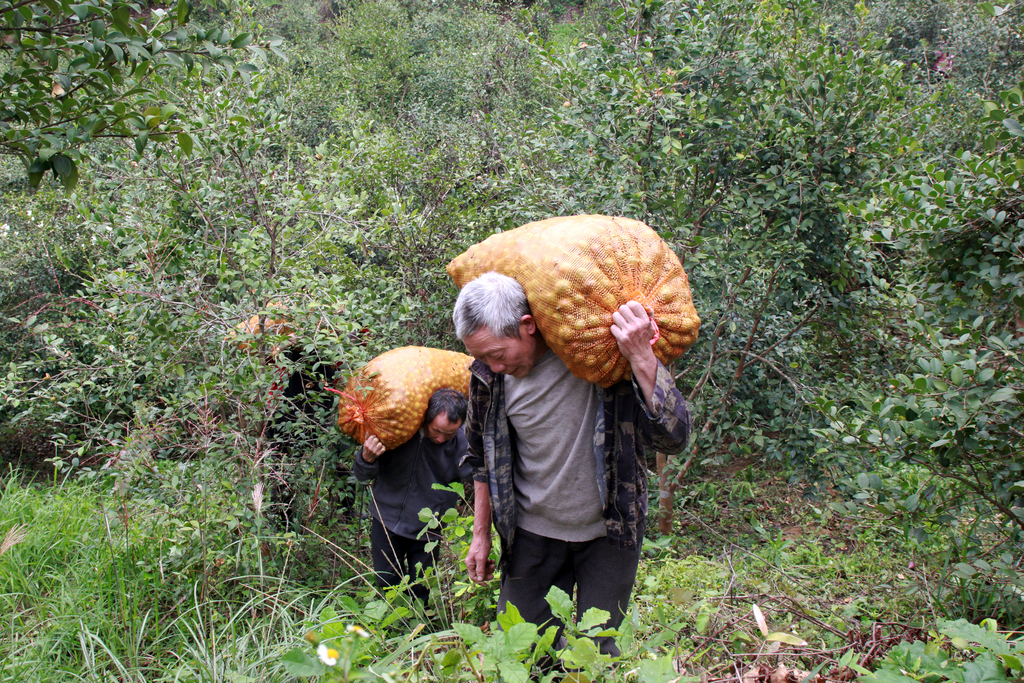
[230,315,292,351]
[336,346,473,449]
[447,214,700,387]
[228,301,293,355]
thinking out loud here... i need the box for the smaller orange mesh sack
[227,302,293,356]
[337,346,473,450]
[447,214,700,387]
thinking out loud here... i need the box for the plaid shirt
[463,358,691,567]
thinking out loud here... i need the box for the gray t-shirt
[504,349,605,541]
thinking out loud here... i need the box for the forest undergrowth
[0,458,997,682]
[2,0,1023,678]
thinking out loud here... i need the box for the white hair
[452,272,531,340]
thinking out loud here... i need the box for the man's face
[425,413,462,444]
[462,317,541,378]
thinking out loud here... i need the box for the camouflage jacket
[463,358,691,567]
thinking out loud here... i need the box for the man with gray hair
[453,271,691,656]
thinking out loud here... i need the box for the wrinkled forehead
[464,325,527,356]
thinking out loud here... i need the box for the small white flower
[346,624,370,638]
[317,643,338,666]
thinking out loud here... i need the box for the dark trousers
[370,517,437,603]
[497,525,643,657]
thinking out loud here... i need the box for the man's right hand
[465,533,495,584]
[362,434,385,463]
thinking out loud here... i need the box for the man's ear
[520,314,537,336]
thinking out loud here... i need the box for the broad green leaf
[497,661,530,683]
[453,622,484,645]
[281,648,325,677]
[545,586,573,624]
[135,129,149,155]
[998,655,1022,673]
[639,656,682,683]
[441,648,463,667]
[497,602,525,631]
[535,625,558,653]
[177,0,191,24]
[112,6,130,33]
[28,159,48,188]
[861,669,924,683]
[886,641,962,683]
[51,153,73,177]
[940,620,1022,656]
[988,388,1017,403]
[506,622,538,651]
[578,607,611,632]
[177,131,193,156]
[62,162,79,189]
[963,653,1012,683]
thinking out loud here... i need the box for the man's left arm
[611,301,692,454]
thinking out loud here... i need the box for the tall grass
[0,472,346,682]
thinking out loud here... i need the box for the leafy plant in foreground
[862,618,1024,683]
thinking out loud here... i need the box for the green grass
[0,460,963,681]
[0,473,330,681]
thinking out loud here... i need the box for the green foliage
[286,586,634,682]
[843,0,1023,151]
[862,619,1024,683]
[0,0,284,186]
[816,81,1024,625]
[0,185,102,466]
[0,472,301,680]
[6,0,1024,677]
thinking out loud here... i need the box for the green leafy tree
[0,0,282,187]
[816,82,1024,624]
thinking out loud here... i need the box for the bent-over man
[453,272,691,655]
[353,388,471,602]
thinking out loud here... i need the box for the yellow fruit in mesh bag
[227,302,293,356]
[448,214,700,387]
[337,346,473,450]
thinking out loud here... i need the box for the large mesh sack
[337,346,473,450]
[447,214,700,387]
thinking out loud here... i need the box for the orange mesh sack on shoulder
[447,214,700,387]
[337,346,473,450]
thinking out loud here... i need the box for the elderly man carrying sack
[454,272,691,656]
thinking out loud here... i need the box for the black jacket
[353,428,471,540]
